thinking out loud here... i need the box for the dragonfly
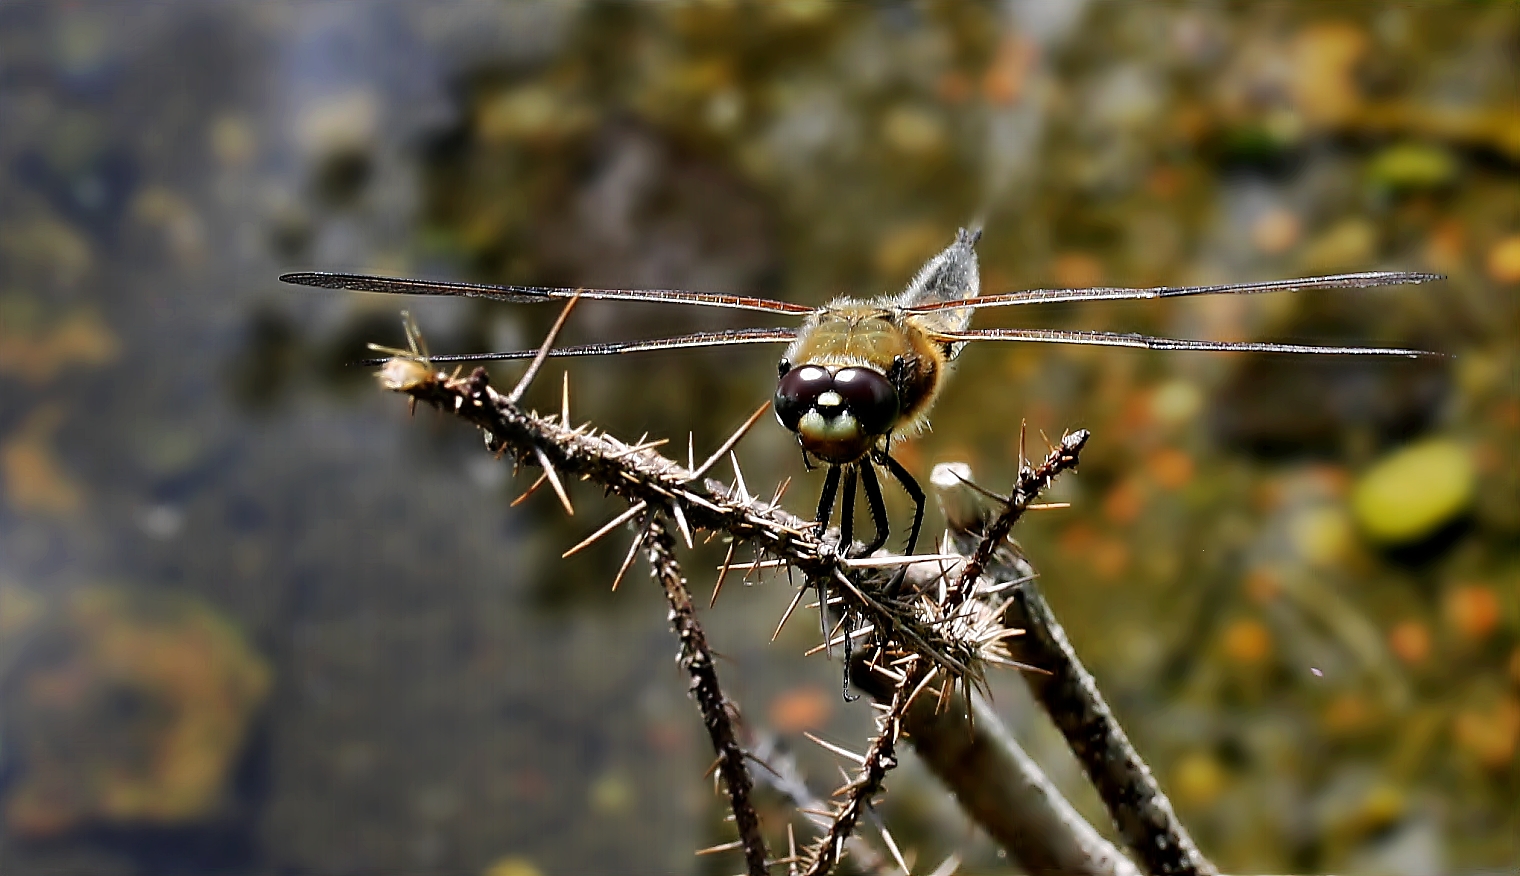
[281,228,1441,561]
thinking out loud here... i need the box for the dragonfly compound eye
[774,365,833,431]
[775,365,898,465]
[831,367,898,437]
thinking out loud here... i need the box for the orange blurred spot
[2,406,83,517]
[937,71,972,104]
[1424,219,1466,273]
[0,307,120,384]
[1253,479,1285,512]
[1171,103,1211,144]
[1058,522,1098,556]
[1388,620,1431,666]
[645,719,688,753]
[1101,478,1144,524]
[1323,692,1375,736]
[769,685,831,733]
[1221,619,1272,665]
[1486,234,1520,284]
[1118,392,1154,434]
[1051,252,1105,289]
[1495,400,1520,430]
[1244,567,1281,604]
[1474,441,1502,475]
[981,36,1036,106]
[1444,584,1502,642]
[1251,208,1301,255]
[1145,165,1183,200]
[1452,696,1520,770]
[1306,464,1353,497]
[1149,448,1194,490]
[890,439,922,474]
[1089,537,1130,580]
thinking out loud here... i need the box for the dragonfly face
[775,229,983,468]
[280,228,1441,561]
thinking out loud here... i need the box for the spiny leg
[837,467,862,701]
[812,465,842,654]
[813,464,841,538]
[858,461,891,557]
[875,450,926,557]
[839,465,858,556]
[840,611,860,702]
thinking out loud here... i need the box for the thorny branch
[641,513,769,876]
[375,344,1204,876]
[747,733,894,876]
[936,463,1217,876]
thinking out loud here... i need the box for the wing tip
[278,270,335,287]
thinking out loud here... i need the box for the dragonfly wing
[280,271,816,315]
[359,327,798,366]
[903,271,1443,314]
[935,327,1443,358]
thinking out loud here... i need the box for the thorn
[563,501,648,559]
[532,446,574,516]
[841,553,964,569]
[610,529,644,592]
[688,431,696,472]
[694,840,746,856]
[606,437,670,460]
[729,451,749,502]
[878,825,911,876]
[506,294,581,405]
[670,502,694,549]
[903,664,940,713]
[982,655,1050,673]
[560,371,571,424]
[787,824,799,876]
[802,624,873,657]
[511,472,548,507]
[773,585,809,642]
[1018,420,1027,471]
[689,401,772,481]
[723,558,791,572]
[927,853,963,876]
[711,541,738,608]
[769,476,793,509]
[1027,502,1070,511]
[803,732,867,765]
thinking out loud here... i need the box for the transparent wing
[358,327,798,366]
[280,271,816,316]
[903,271,1442,314]
[935,327,1442,358]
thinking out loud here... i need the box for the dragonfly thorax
[774,362,898,465]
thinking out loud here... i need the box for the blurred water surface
[0,2,1515,874]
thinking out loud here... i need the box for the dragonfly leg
[874,450,925,557]
[812,465,842,654]
[858,461,891,557]
[839,466,858,556]
[840,610,860,702]
[813,465,841,538]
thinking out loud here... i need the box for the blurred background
[0,2,1515,874]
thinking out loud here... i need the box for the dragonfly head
[774,362,898,464]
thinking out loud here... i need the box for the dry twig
[373,340,1201,876]
[936,463,1217,876]
[641,512,769,875]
